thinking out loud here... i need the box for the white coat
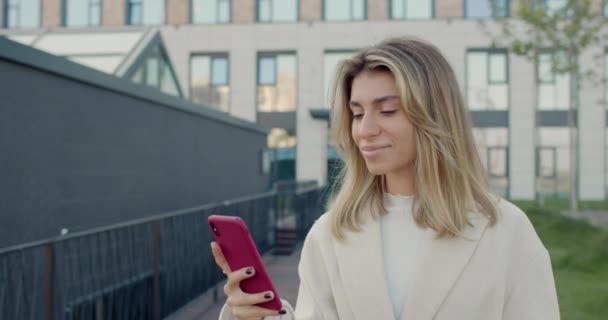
[220,199,560,319]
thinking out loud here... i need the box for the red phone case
[208,215,282,311]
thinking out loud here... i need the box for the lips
[360,145,390,157]
[361,145,389,152]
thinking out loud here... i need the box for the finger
[210,242,231,274]
[227,290,275,308]
[224,266,255,294]
[231,305,282,319]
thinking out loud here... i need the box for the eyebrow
[349,95,400,108]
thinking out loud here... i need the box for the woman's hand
[211,242,285,319]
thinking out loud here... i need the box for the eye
[381,110,397,116]
[352,113,363,120]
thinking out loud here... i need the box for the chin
[365,164,390,176]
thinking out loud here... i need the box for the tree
[485,0,607,212]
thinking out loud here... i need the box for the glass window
[324,51,355,107]
[267,128,297,148]
[465,0,508,18]
[130,46,181,97]
[210,57,228,85]
[537,51,570,110]
[190,54,230,112]
[160,59,180,96]
[538,147,556,178]
[192,0,230,24]
[390,0,432,19]
[488,53,507,83]
[146,53,160,87]
[4,0,40,28]
[545,0,567,15]
[257,0,297,22]
[536,128,570,198]
[466,50,509,110]
[488,147,507,177]
[128,0,164,25]
[257,53,296,112]
[65,0,101,27]
[324,0,366,21]
[473,128,509,197]
[258,56,277,85]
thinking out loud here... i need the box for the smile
[360,145,390,157]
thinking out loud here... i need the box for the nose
[357,114,381,138]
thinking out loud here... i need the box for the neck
[384,170,416,196]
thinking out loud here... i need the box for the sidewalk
[167,244,302,320]
[561,210,608,228]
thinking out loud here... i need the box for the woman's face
[349,70,417,178]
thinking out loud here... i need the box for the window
[257,0,297,22]
[537,51,570,110]
[127,0,164,25]
[544,0,567,15]
[390,0,432,19]
[190,54,230,112]
[465,0,508,18]
[131,46,180,97]
[257,53,296,112]
[192,0,230,24]
[324,0,366,21]
[267,128,296,148]
[64,0,101,27]
[466,49,509,110]
[537,147,556,178]
[536,128,571,198]
[473,128,509,197]
[3,0,40,28]
[324,51,355,107]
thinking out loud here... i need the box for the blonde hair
[328,37,498,240]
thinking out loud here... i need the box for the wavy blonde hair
[327,37,498,240]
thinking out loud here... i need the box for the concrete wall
[162,18,608,200]
[437,0,464,18]
[41,0,62,28]
[167,0,190,25]
[578,46,606,200]
[368,0,388,20]
[301,0,322,21]
[0,39,269,248]
[103,0,126,26]
[233,0,255,23]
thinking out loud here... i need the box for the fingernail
[264,292,272,299]
[279,309,286,314]
[245,267,253,275]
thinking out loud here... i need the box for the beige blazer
[220,199,560,320]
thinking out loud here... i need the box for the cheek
[350,123,359,145]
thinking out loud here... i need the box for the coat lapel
[333,215,395,320]
[400,213,489,320]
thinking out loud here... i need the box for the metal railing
[0,184,325,320]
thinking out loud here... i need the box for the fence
[0,184,325,320]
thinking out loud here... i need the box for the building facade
[2,0,606,200]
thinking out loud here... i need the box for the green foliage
[511,0,605,77]
[512,200,608,319]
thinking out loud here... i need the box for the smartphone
[208,214,282,311]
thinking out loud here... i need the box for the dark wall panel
[0,58,269,248]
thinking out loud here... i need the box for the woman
[212,37,560,320]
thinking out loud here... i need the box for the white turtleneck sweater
[380,193,428,319]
